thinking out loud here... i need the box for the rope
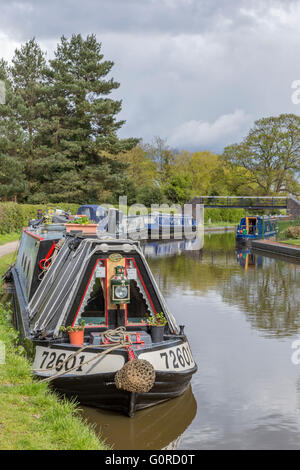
[38,238,65,280]
[33,327,131,382]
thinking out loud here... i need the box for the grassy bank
[280,239,300,246]
[0,253,108,450]
[0,233,20,246]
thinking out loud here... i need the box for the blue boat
[77,204,107,223]
[236,216,277,243]
[146,213,197,236]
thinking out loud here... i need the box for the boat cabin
[13,229,177,339]
[236,216,277,242]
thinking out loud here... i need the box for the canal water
[81,232,300,450]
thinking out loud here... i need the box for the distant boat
[97,208,148,240]
[236,216,277,243]
[77,204,107,223]
[145,213,197,237]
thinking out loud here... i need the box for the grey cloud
[1,0,300,151]
[0,0,297,40]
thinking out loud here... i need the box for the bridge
[190,196,288,210]
[188,196,300,219]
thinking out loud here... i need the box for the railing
[194,196,288,209]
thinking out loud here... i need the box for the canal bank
[0,248,108,450]
[251,239,300,260]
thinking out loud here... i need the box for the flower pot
[150,325,165,343]
[65,224,98,234]
[68,329,84,346]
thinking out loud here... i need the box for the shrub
[285,226,300,239]
[0,203,81,235]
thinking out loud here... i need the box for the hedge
[0,203,80,235]
[204,208,245,224]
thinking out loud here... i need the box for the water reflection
[81,386,197,450]
[141,230,204,258]
[81,233,300,449]
[236,248,263,270]
[148,233,300,339]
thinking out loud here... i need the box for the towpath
[0,241,19,257]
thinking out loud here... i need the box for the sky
[1,0,300,153]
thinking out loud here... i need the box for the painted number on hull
[40,351,86,372]
[160,344,194,370]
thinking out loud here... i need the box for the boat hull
[32,338,197,416]
[41,366,197,416]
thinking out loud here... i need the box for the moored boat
[5,224,197,416]
[236,215,277,244]
[145,213,197,238]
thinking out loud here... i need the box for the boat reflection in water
[81,386,197,450]
[236,248,263,270]
[142,230,204,258]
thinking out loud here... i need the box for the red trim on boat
[24,230,44,241]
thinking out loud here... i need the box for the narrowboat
[97,208,148,240]
[146,213,197,238]
[5,224,197,416]
[236,216,277,244]
[77,204,107,223]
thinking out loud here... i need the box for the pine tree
[0,60,26,201]
[10,39,48,199]
[40,34,139,203]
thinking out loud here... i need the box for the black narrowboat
[6,224,197,416]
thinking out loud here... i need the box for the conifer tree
[41,34,138,203]
[0,60,26,200]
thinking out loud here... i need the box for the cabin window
[126,279,151,324]
[125,259,156,325]
[23,257,28,274]
[73,257,158,328]
[74,260,106,326]
[27,260,31,277]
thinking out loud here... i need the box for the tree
[164,174,192,204]
[0,35,139,204]
[39,34,138,203]
[144,137,176,185]
[10,39,48,197]
[222,114,300,195]
[0,60,26,201]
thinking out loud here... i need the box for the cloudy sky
[1,0,300,152]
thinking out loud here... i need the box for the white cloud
[0,32,20,61]
[168,109,252,150]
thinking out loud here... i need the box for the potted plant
[147,312,167,343]
[65,216,98,234]
[60,320,85,346]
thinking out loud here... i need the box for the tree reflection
[147,233,300,338]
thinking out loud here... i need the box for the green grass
[0,232,20,246]
[0,256,109,450]
[280,239,300,246]
[0,253,18,277]
[205,222,236,227]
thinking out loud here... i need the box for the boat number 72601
[159,344,194,370]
